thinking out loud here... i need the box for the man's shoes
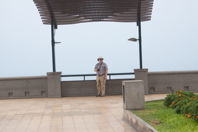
[96,95,105,97]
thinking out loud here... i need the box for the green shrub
[164,94,178,107]
[175,97,190,114]
[164,90,198,122]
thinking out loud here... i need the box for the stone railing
[135,69,198,94]
[0,72,61,99]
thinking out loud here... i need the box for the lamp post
[51,20,61,72]
[128,0,143,69]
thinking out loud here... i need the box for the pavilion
[33,0,154,72]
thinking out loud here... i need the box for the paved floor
[0,94,166,132]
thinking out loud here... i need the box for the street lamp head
[128,38,139,42]
[55,42,61,44]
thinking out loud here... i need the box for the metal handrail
[61,72,134,81]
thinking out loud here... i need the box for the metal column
[51,20,56,72]
[137,0,143,69]
[45,0,57,72]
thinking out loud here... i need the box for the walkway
[0,94,166,132]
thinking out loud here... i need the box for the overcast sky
[0,0,198,77]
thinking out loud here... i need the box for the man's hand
[104,74,108,80]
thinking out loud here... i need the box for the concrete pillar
[134,69,148,94]
[122,80,144,110]
[47,72,62,98]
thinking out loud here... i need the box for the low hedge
[164,90,198,122]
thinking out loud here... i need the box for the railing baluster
[109,75,111,80]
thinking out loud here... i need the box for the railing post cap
[47,72,62,76]
[134,69,148,72]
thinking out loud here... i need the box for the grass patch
[132,100,198,132]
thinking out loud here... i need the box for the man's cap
[97,57,104,61]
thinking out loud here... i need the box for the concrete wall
[135,69,148,94]
[148,71,198,94]
[47,72,62,98]
[0,72,62,99]
[0,74,132,99]
[1,70,197,99]
[61,79,133,97]
[0,76,48,99]
[122,80,144,110]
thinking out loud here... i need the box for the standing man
[94,57,108,97]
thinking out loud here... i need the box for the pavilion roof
[33,0,154,25]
